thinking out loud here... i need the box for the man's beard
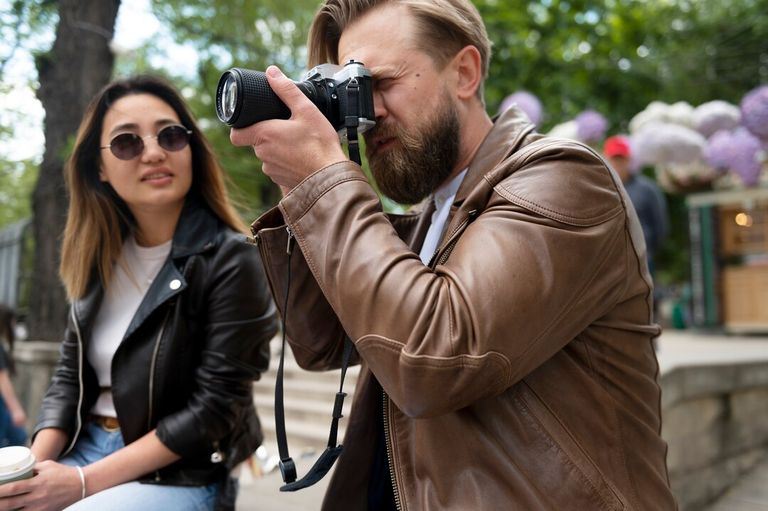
[365,94,460,205]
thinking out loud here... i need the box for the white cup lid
[0,446,36,479]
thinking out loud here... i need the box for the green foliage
[152,0,323,218]
[0,159,38,228]
[479,0,768,133]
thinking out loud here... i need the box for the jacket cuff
[279,161,368,226]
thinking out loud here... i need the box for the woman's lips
[141,170,174,184]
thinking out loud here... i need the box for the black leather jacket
[35,201,278,486]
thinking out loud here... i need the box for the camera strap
[275,242,353,490]
[275,89,365,491]
[344,77,362,164]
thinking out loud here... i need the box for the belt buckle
[95,415,120,432]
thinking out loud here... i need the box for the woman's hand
[0,461,82,511]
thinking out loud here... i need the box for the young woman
[0,75,278,511]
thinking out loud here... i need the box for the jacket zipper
[62,306,85,456]
[285,226,294,255]
[147,310,171,430]
[430,210,478,268]
[383,392,403,510]
[148,308,171,482]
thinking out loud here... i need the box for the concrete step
[253,374,358,399]
[253,392,353,425]
[258,413,348,450]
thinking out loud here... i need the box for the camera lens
[220,74,239,122]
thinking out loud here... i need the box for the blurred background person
[604,135,669,278]
[0,75,277,511]
[0,304,27,447]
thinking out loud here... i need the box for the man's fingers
[229,65,312,147]
[229,126,252,147]
[265,66,311,114]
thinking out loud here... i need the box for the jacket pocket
[515,382,626,511]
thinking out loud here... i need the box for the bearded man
[231,0,677,509]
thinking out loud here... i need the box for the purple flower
[704,127,765,186]
[632,122,706,166]
[741,85,768,140]
[693,100,741,138]
[500,91,543,126]
[575,110,608,143]
[703,130,736,171]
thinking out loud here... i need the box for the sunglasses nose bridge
[138,133,166,159]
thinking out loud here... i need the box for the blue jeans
[0,401,27,447]
[59,422,218,511]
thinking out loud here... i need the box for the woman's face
[99,93,193,219]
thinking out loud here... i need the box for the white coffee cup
[0,446,36,484]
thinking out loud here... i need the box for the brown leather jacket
[252,108,676,510]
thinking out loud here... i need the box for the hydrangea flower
[693,100,741,138]
[575,110,608,143]
[703,129,736,171]
[499,91,543,126]
[657,159,719,194]
[632,122,706,166]
[740,85,768,140]
[704,127,765,186]
[629,101,695,133]
[547,120,579,140]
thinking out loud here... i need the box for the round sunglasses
[100,124,192,160]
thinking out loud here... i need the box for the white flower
[547,120,579,140]
[629,101,695,134]
[693,100,741,138]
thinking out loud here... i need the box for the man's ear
[451,45,483,100]
[98,165,108,182]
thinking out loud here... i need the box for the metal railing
[0,218,31,312]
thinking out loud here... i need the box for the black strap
[275,87,364,491]
[345,77,361,165]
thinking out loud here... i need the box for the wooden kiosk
[687,187,768,332]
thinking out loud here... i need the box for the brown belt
[89,414,120,432]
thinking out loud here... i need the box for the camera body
[216,60,375,136]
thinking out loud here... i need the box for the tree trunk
[28,0,120,341]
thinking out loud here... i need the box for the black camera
[215,60,375,136]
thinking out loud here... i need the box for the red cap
[603,135,631,158]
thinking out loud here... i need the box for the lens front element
[220,74,238,121]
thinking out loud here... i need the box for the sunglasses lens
[158,125,191,152]
[109,133,143,160]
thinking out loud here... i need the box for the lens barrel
[216,68,293,128]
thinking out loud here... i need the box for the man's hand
[230,65,349,192]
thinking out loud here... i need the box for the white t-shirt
[88,235,172,417]
[419,169,468,265]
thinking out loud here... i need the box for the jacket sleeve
[252,207,359,371]
[155,233,278,458]
[33,308,82,440]
[255,144,640,418]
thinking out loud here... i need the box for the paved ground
[705,457,768,511]
[235,329,768,510]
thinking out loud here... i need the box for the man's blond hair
[308,0,491,102]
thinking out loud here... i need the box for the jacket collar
[453,105,536,206]
[170,198,220,259]
[73,200,220,333]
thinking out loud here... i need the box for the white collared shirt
[419,169,468,265]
